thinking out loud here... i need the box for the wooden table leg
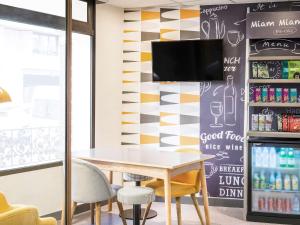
[108,171,113,212]
[164,170,172,225]
[200,161,210,225]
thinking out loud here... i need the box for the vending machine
[247,138,300,224]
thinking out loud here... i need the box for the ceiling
[98,0,289,8]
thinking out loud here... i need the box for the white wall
[95,4,124,185]
[95,4,123,149]
[0,166,64,215]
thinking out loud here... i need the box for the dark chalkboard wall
[200,4,247,199]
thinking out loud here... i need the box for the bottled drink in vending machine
[262,147,269,167]
[269,147,277,168]
[277,198,283,212]
[284,174,291,191]
[285,198,292,213]
[279,148,287,168]
[255,147,262,167]
[276,172,283,190]
[292,196,300,212]
[292,175,299,191]
[253,173,260,189]
[268,197,274,212]
[287,148,296,168]
[260,171,267,189]
[269,172,276,190]
[258,196,266,211]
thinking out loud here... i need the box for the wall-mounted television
[152,39,224,82]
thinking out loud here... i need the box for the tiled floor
[70,202,285,225]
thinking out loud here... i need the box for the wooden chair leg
[71,201,77,220]
[108,171,113,212]
[141,202,152,225]
[95,202,101,225]
[90,203,95,225]
[117,202,127,225]
[191,193,205,225]
[176,197,182,225]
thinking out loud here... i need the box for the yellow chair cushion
[0,193,11,213]
[0,193,57,225]
[145,180,197,198]
[172,170,199,186]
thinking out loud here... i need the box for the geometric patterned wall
[122,6,201,152]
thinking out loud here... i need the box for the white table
[73,148,214,225]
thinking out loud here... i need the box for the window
[0,0,94,172]
[72,33,91,149]
[0,20,66,170]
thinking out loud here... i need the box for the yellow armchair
[0,192,57,225]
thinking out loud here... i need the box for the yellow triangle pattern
[141,11,160,21]
[160,112,176,117]
[160,29,177,34]
[176,148,201,154]
[122,121,137,125]
[141,93,160,103]
[122,112,138,115]
[123,70,137,74]
[160,121,176,126]
[180,9,200,19]
[180,136,200,145]
[140,134,159,144]
[123,29,138,33]
[141,52,152,62]
[123,40,137,43]
[180,94,200,103]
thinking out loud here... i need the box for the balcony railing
[0,126,64,170]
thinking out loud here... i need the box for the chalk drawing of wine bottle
[223,75,237,126]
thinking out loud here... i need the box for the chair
[122,173,157,220]
[0,192,57,225]
[117,186,155,225]
[61,159,126,225]
[145,170,205,225]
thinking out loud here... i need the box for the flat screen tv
[152,39,224,82]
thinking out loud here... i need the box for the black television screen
[152,39,224,81]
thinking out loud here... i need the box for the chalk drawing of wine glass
[227,30,244,47]
[210,101,223,128]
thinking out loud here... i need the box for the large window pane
[0,0,65,17]
[72,33,91,149]
[0,20,65,170]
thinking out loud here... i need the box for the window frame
[0,0,96,175]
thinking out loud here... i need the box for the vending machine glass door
[249,140,300,216]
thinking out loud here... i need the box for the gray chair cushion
[117,186,155,205]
